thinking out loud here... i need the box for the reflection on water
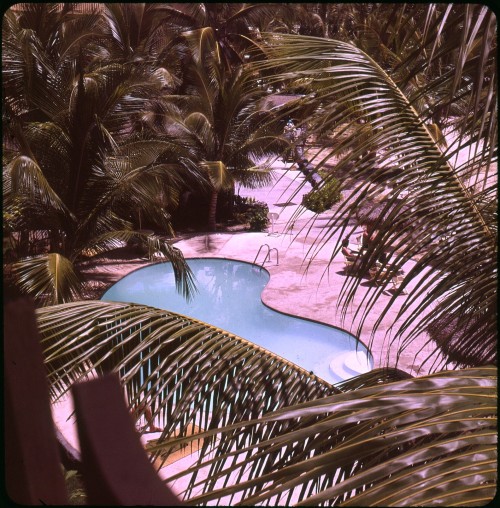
[102,258,372,384]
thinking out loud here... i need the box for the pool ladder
[253,243,279,266]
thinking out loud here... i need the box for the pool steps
[329,350,371,381]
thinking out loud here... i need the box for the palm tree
[3,5,195,304]
[82,4,288,232]
[37,300,337,436]
[158,3,293,68]
[155,27,284,231]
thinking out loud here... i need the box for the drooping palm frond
[36,299,337,442]
[248,30,497,369]
[12,253,82,305]
[333,365,413,392]
[73,231,195,299]
[154,366,496,506]
[35,299,496,506]
[5,154,71,216]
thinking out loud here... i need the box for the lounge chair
[343,254,363,274]
[368,265,391,285]
[356,234,364,250]
[369,265,407,293]
[267,212,280,236]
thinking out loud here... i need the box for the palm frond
[201,160,233,191]
[159,366,496,506]
[334,366,413,392]
[184,112,216,149]
[7,154,72,216]
[12,253,82,305]
[35,299,496,506]
[36,299,336,437]
[76,152,185,247]
[249,32,497,369]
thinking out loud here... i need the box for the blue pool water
[101,258,372,384]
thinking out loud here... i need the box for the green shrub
[233,196,270,231]
[302,177,341,213]
[248,206,269,231]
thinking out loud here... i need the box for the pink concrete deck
[174,159,444,376]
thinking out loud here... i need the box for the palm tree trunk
[19,230,29,257]
[208,189,218,232]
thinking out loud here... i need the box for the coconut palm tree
[157,2,293,68]
[79,4,288,232]
[154,27,284,231]
[3,5,195,304]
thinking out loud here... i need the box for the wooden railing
[4,298,182,505]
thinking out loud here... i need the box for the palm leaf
[201,160,233,191]
[35,299,496,505]
[7,154,71,216]
[75,149,188,250]
[36,299,336,436]
[12,253,82,305]
[158,366,496,506]
[248,32,497,369]
[334,366,413,392]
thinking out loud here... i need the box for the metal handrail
[269,247,279,265]
[253,244,279,266]
[253,244,269,265]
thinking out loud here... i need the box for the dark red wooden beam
[72,373,183,505]
[4,298,69,505]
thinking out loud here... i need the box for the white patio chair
[267,212,280,236]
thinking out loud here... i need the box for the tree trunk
[208,189,218,232]
[19,230,29,257]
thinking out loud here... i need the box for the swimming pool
[101,258,372,384]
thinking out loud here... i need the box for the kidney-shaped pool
[101,258,372,385]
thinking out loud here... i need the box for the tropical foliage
[153,27,284,231]
[301,176,341,213]
[248,4,497,370]
[172,366,496,506]
[2,4,196,304]
[4,3,497,506]
[37,300,336,433]
[158,2,293,68]
[36,301,496,506]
